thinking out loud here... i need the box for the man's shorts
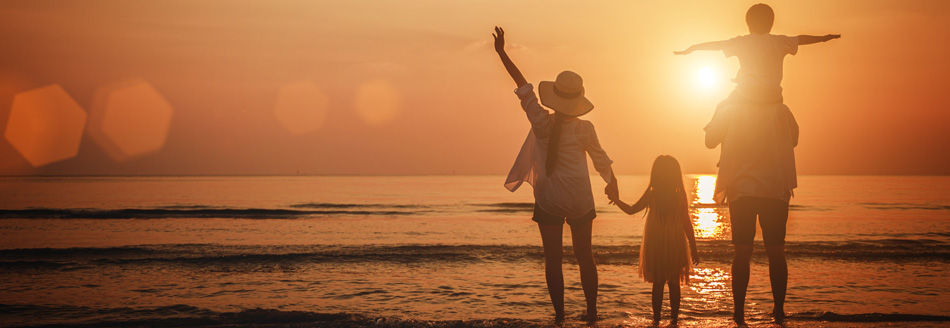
[532,204,596,226]
[729,196,789,246]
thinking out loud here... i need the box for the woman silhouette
[493,26,617,321]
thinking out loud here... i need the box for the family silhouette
[495,3,840,325]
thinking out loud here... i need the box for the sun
[697,67,716,87]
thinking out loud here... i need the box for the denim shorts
[532,204,596,226]
[729,196,789,245]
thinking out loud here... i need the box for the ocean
[0,175,948,327]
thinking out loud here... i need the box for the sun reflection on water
[690,267,731,296]
[694,207,727,239]
[689,176,730,240]
[693,175,717,205]
[686,267,733,314]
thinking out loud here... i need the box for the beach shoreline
[5,307,950,328]
[1,176,947,327]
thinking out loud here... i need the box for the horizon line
[2,173,948,178]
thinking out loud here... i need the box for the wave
[0,199,863,219]
[289,202,422,209]
[2,304,948,328]
[0,203,512,218]
[859,202,950,211]
[1,239,947,271]
[0,305,533,328]
[471,202,534,213]
[788,204,834,211]
[0,245,538,271]
[0,207,418,219]
[793,311,950,322]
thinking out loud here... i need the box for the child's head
[634,155,687,216]
[745,3,774,35]
[649,155,685,194]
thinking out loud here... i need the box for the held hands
[492,26,506,53]
[605,180,619,205]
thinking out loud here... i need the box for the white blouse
[505,83,613,219]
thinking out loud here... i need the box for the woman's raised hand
[492,26,506,53]
[492,26,527,87]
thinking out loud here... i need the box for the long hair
[545,112,566,176]
[634,155,688,219]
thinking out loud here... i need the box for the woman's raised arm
[493,26,527,88]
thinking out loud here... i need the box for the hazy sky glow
[0,0,947,175]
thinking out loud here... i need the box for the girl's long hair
[545,112,566,176]
[635,155,688,219]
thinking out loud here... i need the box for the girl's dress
[639,200,693,284]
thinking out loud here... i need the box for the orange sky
[0,0,947,175]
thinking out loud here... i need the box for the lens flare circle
[100,80,174,160]
[4,84,87,167]
[354,78,402,126]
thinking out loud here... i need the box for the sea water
[0,175,948,327]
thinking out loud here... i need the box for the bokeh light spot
[274,81,329,135]
[3,84,86,167]
[89,79,174,162]
[354,78,402,126]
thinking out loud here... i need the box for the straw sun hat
[538,71,594,117]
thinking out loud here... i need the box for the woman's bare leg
[538,223,565,319]
[652,278,665,324]
[570,220,598,320]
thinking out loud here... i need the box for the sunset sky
[0,0,947,176]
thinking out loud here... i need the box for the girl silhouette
[609,155,699,325]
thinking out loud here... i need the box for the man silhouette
[676,3,840,324]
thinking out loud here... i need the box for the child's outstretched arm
[673,41,726,55]
[493,27,527,88]
[610,188,650,215]
[611,199,643,215]
[797,34,841,45]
